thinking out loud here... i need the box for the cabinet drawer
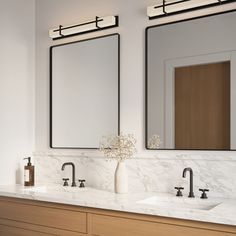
[0,224,52,236]
[91,214,235,236]
[0,200,87,234]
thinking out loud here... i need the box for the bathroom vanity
[0,186,236,236]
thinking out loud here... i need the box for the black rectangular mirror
[146,12,236,150]
[50,34,120,149]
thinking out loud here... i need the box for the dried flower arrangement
[148,134,161,149]
[100,133,137,162]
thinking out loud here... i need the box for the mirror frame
[49,33,120,149]
[145,10,236,151]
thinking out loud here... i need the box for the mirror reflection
[146,12,236,150]
[50,34,120,149]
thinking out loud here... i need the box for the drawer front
[0,224,53,236]
[91,214,235,236]
[0,200,87,234]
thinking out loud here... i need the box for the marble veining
[33,151,236,198]
[0,185,236,226]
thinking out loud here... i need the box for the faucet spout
[61,162,76,187]
[182,167,194,198]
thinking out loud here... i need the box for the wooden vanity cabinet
[0,221,52,236]
[0,196,236,236]
[90,214,236,236]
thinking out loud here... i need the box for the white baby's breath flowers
[148,134,161,149]
[100,133,137,162]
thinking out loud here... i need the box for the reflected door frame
[165,51,236,149]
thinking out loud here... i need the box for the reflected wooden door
[175,62,230,150]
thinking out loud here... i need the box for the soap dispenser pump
[23,157,35,186]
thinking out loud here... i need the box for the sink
[137,196,221,211]
[22,186,88,194]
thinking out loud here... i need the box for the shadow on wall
[15,163,22,185]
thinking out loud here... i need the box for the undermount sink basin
[137,196,221,211]
[22,186,88,193]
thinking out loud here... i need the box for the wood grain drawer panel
[0,224,53,236]
[91,214,236,236]
[0,218,86,236]
[0,200,87,234]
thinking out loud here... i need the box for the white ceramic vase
[114,161,128,194]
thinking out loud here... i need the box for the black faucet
[182,167,194,198]
[61,162,76,187]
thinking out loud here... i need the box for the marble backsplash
[33,151,236,198]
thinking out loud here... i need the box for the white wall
[34,1,236,198]
[0,0,235,195]
[35,0,236,155]
[35,0,151,153]
[0,0,35,185]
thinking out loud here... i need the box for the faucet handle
[62,178,69,187]
[78,179,86,188]
[174,187,184,197]
[199,189,209,199]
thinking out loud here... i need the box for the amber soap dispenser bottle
[23,157,35,186]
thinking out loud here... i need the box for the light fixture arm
[59,25,64,37]
[163,0,167,14]
[95,16,101,29]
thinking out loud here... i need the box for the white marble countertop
[0,185,236,227]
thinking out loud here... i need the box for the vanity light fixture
[49,15,119,40]
[147,0,235,20]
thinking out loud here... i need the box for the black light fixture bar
[49,16,119,40]
[148,0,236,20]
[154,0,191,9]
[53,17,104,33]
